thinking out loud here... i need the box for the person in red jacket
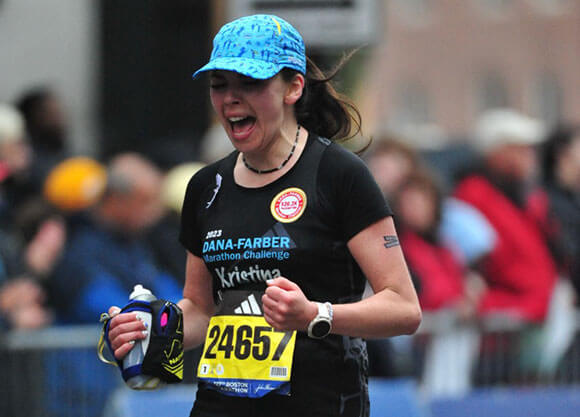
[454,108,557,324]
[392,170,483,397]
[393,171,468,313]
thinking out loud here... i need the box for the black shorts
[189,382,369,417]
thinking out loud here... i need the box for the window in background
[532,72,562,125]
[527,0,571,16]
[391,0,432,27]
[392,81,432,127]
[473,0,513,19]
[476,72,510,113]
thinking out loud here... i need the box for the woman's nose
[223,88,241,105]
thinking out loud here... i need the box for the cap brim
[192,57,281,80]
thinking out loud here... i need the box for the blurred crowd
[0,87,206,331]
[0,86,579,399]
[0,87,212,417]
[365,108,580,395]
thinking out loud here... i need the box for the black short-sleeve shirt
[180,134,391,416]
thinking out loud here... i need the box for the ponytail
[281,50,365,151]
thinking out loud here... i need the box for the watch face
[312,320,331,338]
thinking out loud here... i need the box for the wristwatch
[307,302,333,339]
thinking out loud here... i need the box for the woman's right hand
[106,306,148,360]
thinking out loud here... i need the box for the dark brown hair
[541,124,580,184]
[367,134,423,168]
[394,169,444,232]
[281,51,364,150]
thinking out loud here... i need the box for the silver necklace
[242,125,301,174]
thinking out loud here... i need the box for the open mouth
[229,116,256,139]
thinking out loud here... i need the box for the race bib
[197,291,296,398]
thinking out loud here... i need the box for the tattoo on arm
[383,235,400,249]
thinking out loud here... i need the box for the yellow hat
[162,162,205,213]
[44,157,107,211]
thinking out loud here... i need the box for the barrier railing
[413,305,580,398]
[1,309,578,417]
[0,325,199,417]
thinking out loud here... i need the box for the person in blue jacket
[50,153,182,324]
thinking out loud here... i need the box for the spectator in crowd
[391,170,481,396]
[366,135,422,199]
[0,104,67,330]
[541,125,580,300]
[108,152,190,286]
[0,275,49,330]
[392,171,469,314]
[15,86,70,188]
[0,103,35,225]
[0,197,67,330]
[453,108,557,324]
[50,152,182,324]
[534,124,580,377]
[40,154,179,417]
[365,134,494,380]
[366,134,496,268]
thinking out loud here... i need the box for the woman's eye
[242,78,263,88]
[210,83,225,90]
[241,82,264,92]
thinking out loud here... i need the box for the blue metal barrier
[430,386,580,417]
[2,323,579,417]
[369,378,427,417]
[103,385,197,417]
[103,378,427,417]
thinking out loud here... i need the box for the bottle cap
[129,284,153,300]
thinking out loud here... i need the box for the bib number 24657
[197,315,296,398]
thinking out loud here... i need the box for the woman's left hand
[262,277,318,331]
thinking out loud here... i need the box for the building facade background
[359,0,580,147]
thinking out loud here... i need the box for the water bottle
[123,284,161,389]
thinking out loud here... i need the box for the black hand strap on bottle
[97,299,184,384]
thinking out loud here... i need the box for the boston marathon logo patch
[270,187,307,223]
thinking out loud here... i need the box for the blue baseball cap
[192,14,306,80]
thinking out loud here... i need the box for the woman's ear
[284,74,305,105]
